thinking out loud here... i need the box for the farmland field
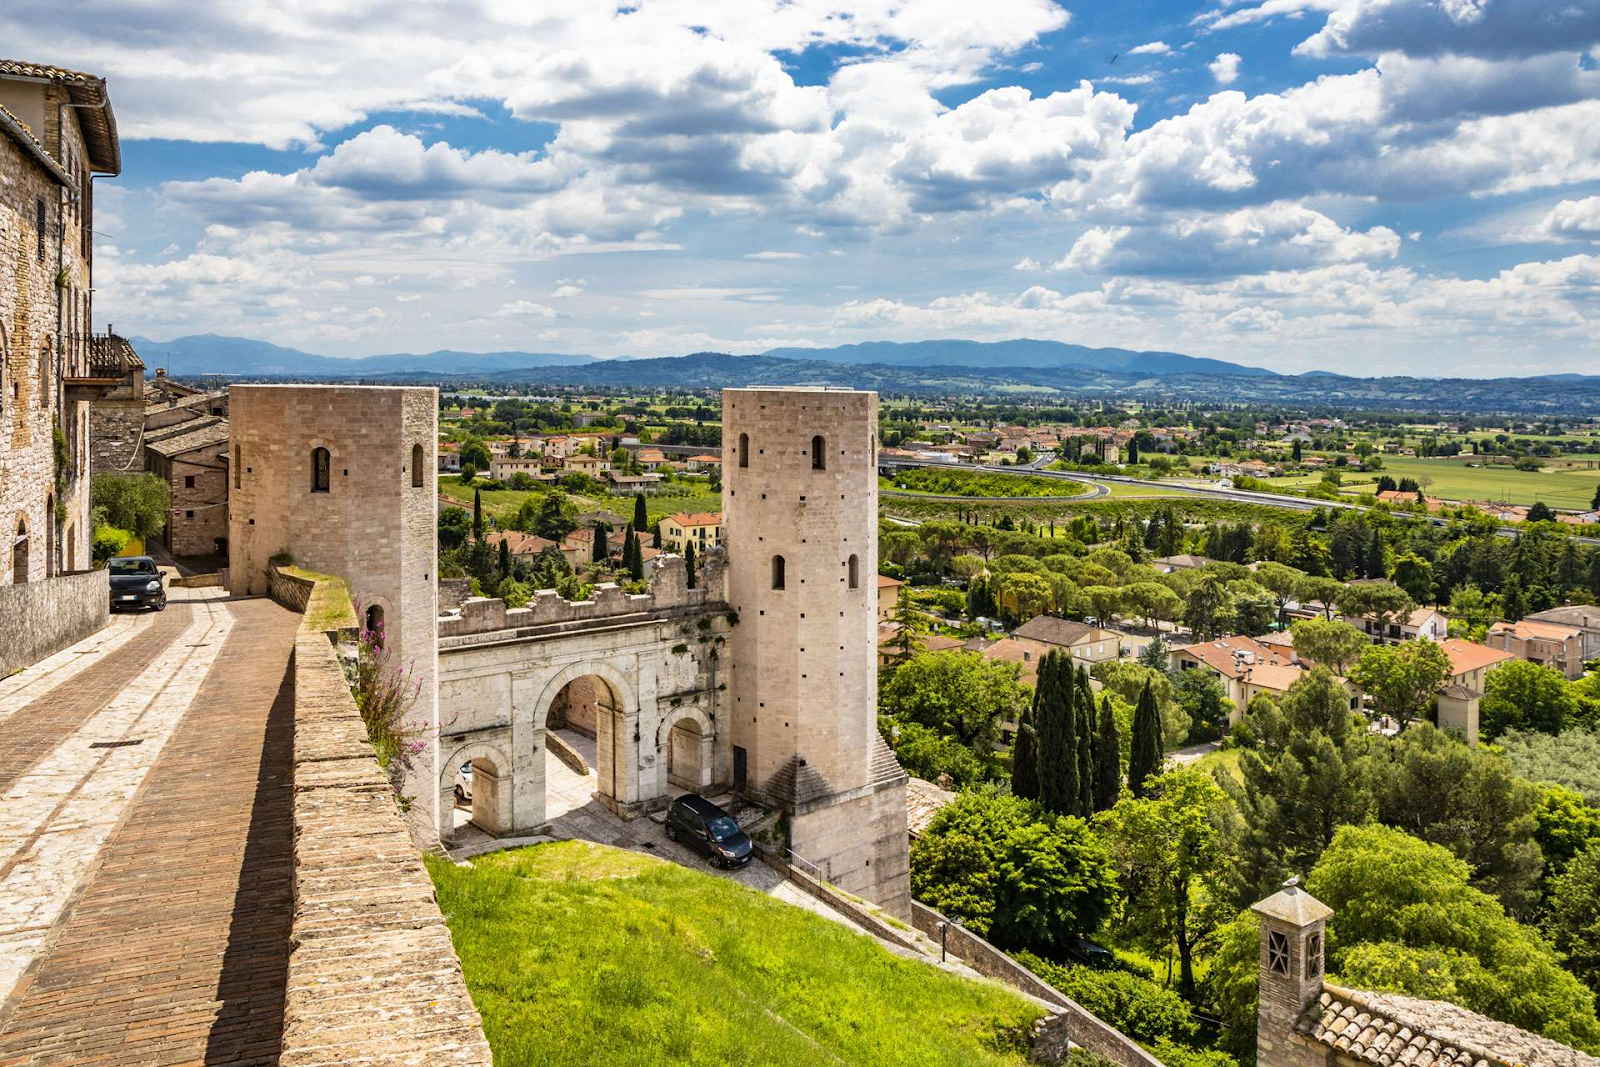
[1335,454,1600,509]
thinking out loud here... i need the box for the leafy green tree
[1289,617,1369,673]
[1391,552,1436,605]
[1308,824,1600,1050]
[90,473,170,541]
[1036,653,1080,816]
[883,719,991,789]
[1528,501,1556,523]
[1138,633,1172,674]
[886,586,929,662]
[1547,843,1600,993]
[1183,572,1231,640]
[1230,668,1377,897]
[1226,585,1277,637]
[1500,727,1600,805]
[910,791,1117,953]
[1173,668,1232,739]
[459,463,477,485]
[1481,659,1578,739]
[1375,724,1544,913]
[626,526,645,580]
[1012,706,1039,800]
[459,436,492,471]
[498,537,512,580]
[879,650,1027,750]
[1092,694,1121,812]
[438,505,471,551]
[1447,583,1503,638]
[1533,783,1600,876]
[1202,910,1264,1061]
[1127,682,1164,799]
[1253,561,1305,625]
[1348,639,1451,727]
[1094,660,1188,751]
[1295,574,1345,618]
[496,578,532,608]
[998,572,1054,626]
[1336,579,1414,634]
[1097,768,1241,997]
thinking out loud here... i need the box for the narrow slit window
[848,554,859,589]
[772,555,786,590]
[311,447,331,493]
[233,445,241,490]
[411,443,424,487]
[811,434,825,470]
[738,432,749,468]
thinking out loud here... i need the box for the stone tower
[722,387,910,917]
[1251,878,1332,1067]
[228,385,442,836]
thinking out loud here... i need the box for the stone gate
[436,551,732,837]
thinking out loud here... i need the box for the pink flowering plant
[350,599,427,796]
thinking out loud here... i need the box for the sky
[6,0,1600,377]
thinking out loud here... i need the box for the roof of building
[877,574,904,590]
[1153,554,1216,569]
[88,333,144,374]
[687,454,722,462]
[1011,616,1095,647]
[1489,618,1583,642]
[0,59,120,173]
[666,511,722,527]
[1525,606,1600,631]
[1439,683,1479,701]
[1252,881,1333,925]
[1179,635,1294,678]
[143,417,230,458]
[906,777,958,838]
[1242,662,1310,693]
[981,637,1040,683]
[1439,638,1514,677]
[485,530,560,556]
[0,103,71,185]
[1297,984,1600,1067]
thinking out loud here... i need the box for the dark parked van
[664,794,752,868]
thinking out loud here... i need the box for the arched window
[365,604,385,646]
[811,434,825,470]
[738,433,749,468]
[12,519,28,585]
[233,444,242,490]
[848,554,859,589]
[771,554,785,590]
[411,443,425,487]
[311,447,331,493]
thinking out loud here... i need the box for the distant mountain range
[123,333,1600,413]
[129,334,599,377]
[129,334,1273,379]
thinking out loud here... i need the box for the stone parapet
[0,569,108,678]
[282,618,491,1066]
[909,900,1166,1067]
[438,549,728,642]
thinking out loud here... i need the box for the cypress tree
[684,539,697,588]
[498,538,511,580]
[1034,654,1064,812]
[1040,653,1080,816]
[622,525,636,574]
[472,489,484,541]
[1092,693,1121,811]
[652,525,662,549]
[634,493,648,533]
[1011,705,1039,800]
[591,521,608,564]
[1074,666,1095,818]
[628,528,645,581]
[1127,680,1164,799]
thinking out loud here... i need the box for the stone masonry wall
[162,449,229,557]
[88,396,143,476]
[284,622,491,1066]
[0,567,108,678]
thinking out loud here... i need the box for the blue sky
[6,0,1600,375]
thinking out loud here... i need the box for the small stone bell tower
[1251,877,1332,1067]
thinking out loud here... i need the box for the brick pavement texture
[0,596,297,1066]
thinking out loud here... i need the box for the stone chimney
[1251,877,1332,1067]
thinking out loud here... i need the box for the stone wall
[284,622,491,1066]
[269,565,315,613]
[909,901,1167,1067]
[88,396,143,476]
[0,568,108,678]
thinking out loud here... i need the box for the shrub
[348,601,425,799]
[1015,953,1198,1044]
[92,525,132,565]
[90,472,169,541]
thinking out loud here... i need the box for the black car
[107,556,167,612]
[664,794,753,868]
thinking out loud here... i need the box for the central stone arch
[525,658,641,821]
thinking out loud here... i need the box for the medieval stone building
[0,59,120,582]
[722,387,911,916]
[1253,881,1599,1067]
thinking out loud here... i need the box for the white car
[454,760,473,803]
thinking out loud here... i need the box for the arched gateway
[436,552,732,838]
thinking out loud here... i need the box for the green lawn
[1191,745,1244,784]
[437,475,721,524]
[1340,454,1600,509]
[427,841,1042,1067]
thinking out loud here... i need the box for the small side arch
[411,443,425,488]
[440,738,515,837]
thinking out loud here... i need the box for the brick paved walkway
[0,592,301,1066]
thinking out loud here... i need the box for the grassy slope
[437,476,721,524]
[427,841,1042,1067]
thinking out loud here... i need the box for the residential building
[980,636,1041,686]
[877,573,904,620]
[607,471,663,494]
[1151,554,1216,573]
[876,626,963,667]
[1011,615,1122,664]
[1,58,122,582]
[1438,637,1513,695]
[142,416,230,558]
[486,528,586,571]
[1339,605,1447,644]
[1486,617,1586,679]
[563,452,610,476]
[685,453,722,472]
[1172,635,1358,722]
[1523,605,1600,660]
[634,447,668,469]
[659,511,722,553]
[86,333,145,477]
[489,455,545,480]
[437,442,461,472]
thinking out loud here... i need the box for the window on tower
[772,555,786,590]
[738,433,749,468]
[848,554,859,588]
[811,434,825,470]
